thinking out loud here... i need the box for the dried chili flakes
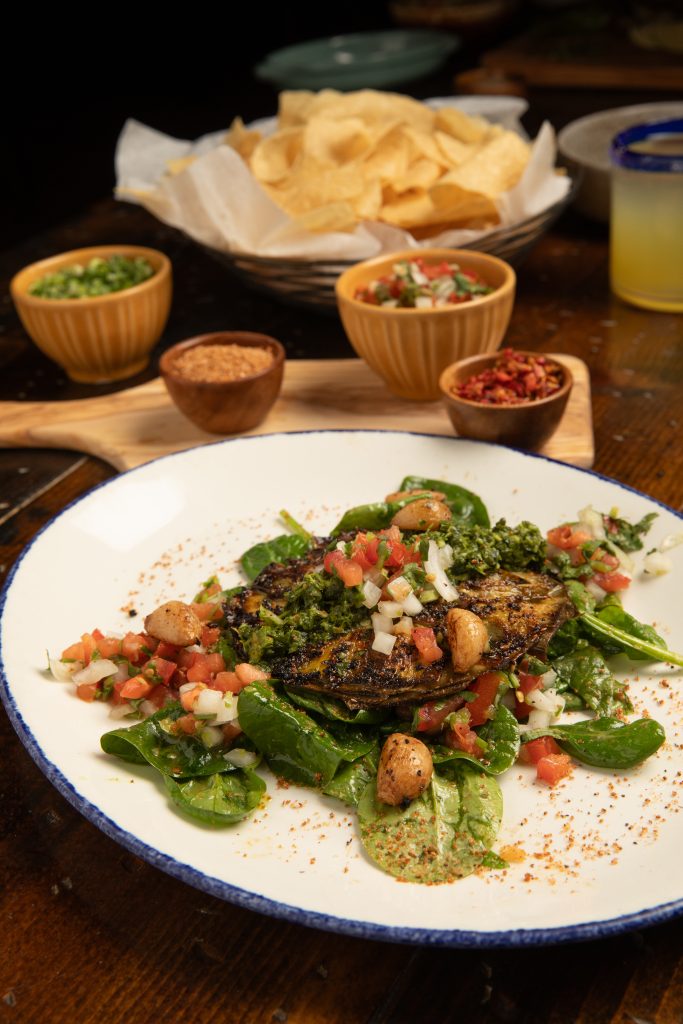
[454,349,564,405]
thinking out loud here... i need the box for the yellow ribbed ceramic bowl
[10,245,172,383]
[335,248,516,400]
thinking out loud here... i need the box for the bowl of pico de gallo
[335,247,515,401]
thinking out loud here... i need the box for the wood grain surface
[0,355,593,471]
[1,187,682,1024]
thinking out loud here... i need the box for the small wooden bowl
[160,332,285,435]
[439,350,573,449]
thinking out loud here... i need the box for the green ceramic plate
[255,30,459,90]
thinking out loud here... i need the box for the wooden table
[1,197,682,1024]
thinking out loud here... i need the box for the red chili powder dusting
[174,344,274,383]
[454,348,564,405]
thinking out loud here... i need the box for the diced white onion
[519,709,553,733]
[49,657,83,682]
[114,662,129,683]
[215,693,239,725]
[378,600,403,619]
[386,576,412,602]
[372,612,393,634]
[610,543,633,572]
[526,687,564,717]
[539,668,558,690]
[362,580,382,609]
[585,579,607,601]
[200,725,224,749]
[437,544,454,570]
[336,541,347,552]
[109,702,135,720]
[394,616,413,637]
[660,532,683,552]
[178,681,197,695]
[140,700,157,718]
[372,631,397,655]
[415,296,433,309]
[224,748,259,768]
[366,568,387,588]
[402,591,423,616]
[424,541,460,602]
[72,659,119,685]
[195,688,223,718]
[579,505,605,539]
[643,551,673,576]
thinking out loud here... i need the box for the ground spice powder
[174,344,274,382]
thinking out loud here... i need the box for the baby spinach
[432,704,520,776]
[238,681,375,788]
[285,688,386,725]
[581,611,683,667]
[551,646,633,716]
[164,768,265,826]
[241,534,312,582]
[603,511,657,552]
[330,493,427,536]
[522,717,665,770]
[101,703,235,777]
[322,743,380,807]
[399,475,490,527]
[357,766,502,884]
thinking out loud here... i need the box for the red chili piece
[454,348,564,405]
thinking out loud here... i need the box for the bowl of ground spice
[160,331,285,434]
[438,348,572,449]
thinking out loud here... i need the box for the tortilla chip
[224,117,262,161]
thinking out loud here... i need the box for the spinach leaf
[356,766,502,884]
[285,687,386,725]
[241,534,312,582]
[101,703,235,777]
[164,768,265,826]
[551,647,633,716]
[522,717,665,769]
[581,610,682,666]
[322,743,380,807]
[399,475,490,527]
[330,494,426,536]
[432,704,520,776]
[604,511,657,552]
[237,681,374,788]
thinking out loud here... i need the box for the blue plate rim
[1,428,682,948]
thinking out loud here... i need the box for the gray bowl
[558,102,683,223]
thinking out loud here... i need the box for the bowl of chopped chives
[159,331,286,435]
[10,245,172,383]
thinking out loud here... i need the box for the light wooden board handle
[0,357,593,472]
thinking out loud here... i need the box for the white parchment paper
[115,97,570,261]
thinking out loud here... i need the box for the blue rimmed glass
[609,118,683,312]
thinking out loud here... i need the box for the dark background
[4,0,682,250]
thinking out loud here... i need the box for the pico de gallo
[354,258,494,308]
[48,477,678,885]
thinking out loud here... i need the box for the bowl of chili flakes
[438,348,573,449]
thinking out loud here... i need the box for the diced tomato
[97,635,123,659]
[62,641,85,663]
[415,694,467,734]
[420,259,453,280]
[467,671,505,727]
[176,713,197,735]
[111,679,127,706]
[235,663,269,685]
[513,672,544,720]
[147,684,170,709]
[119,675,153,700]
[187,652,226,684]
[519,736,563,764]
[444,712,481,757]
[143,656,177,687]
[181,685,204,711]
[351,533,380,571]
[76,682,99,702]
[121,632,149,664]
[536,753,573,786]
[201,625,221,648]
[547,525,592,550]
[191,600,222,623]
[324,550,363,588]
[176,648,197,670]
[213,671,243,694]
[591,571,631,592]
[155,641,181,662]
[222,722,242,743]
[412,626,443,665]
[384,539,421,569]
[80,633,99,666]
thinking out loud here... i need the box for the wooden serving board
[0,356,593,472]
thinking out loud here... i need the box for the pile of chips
[220,89,531,237]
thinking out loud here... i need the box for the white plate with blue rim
[1,430,682,946]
